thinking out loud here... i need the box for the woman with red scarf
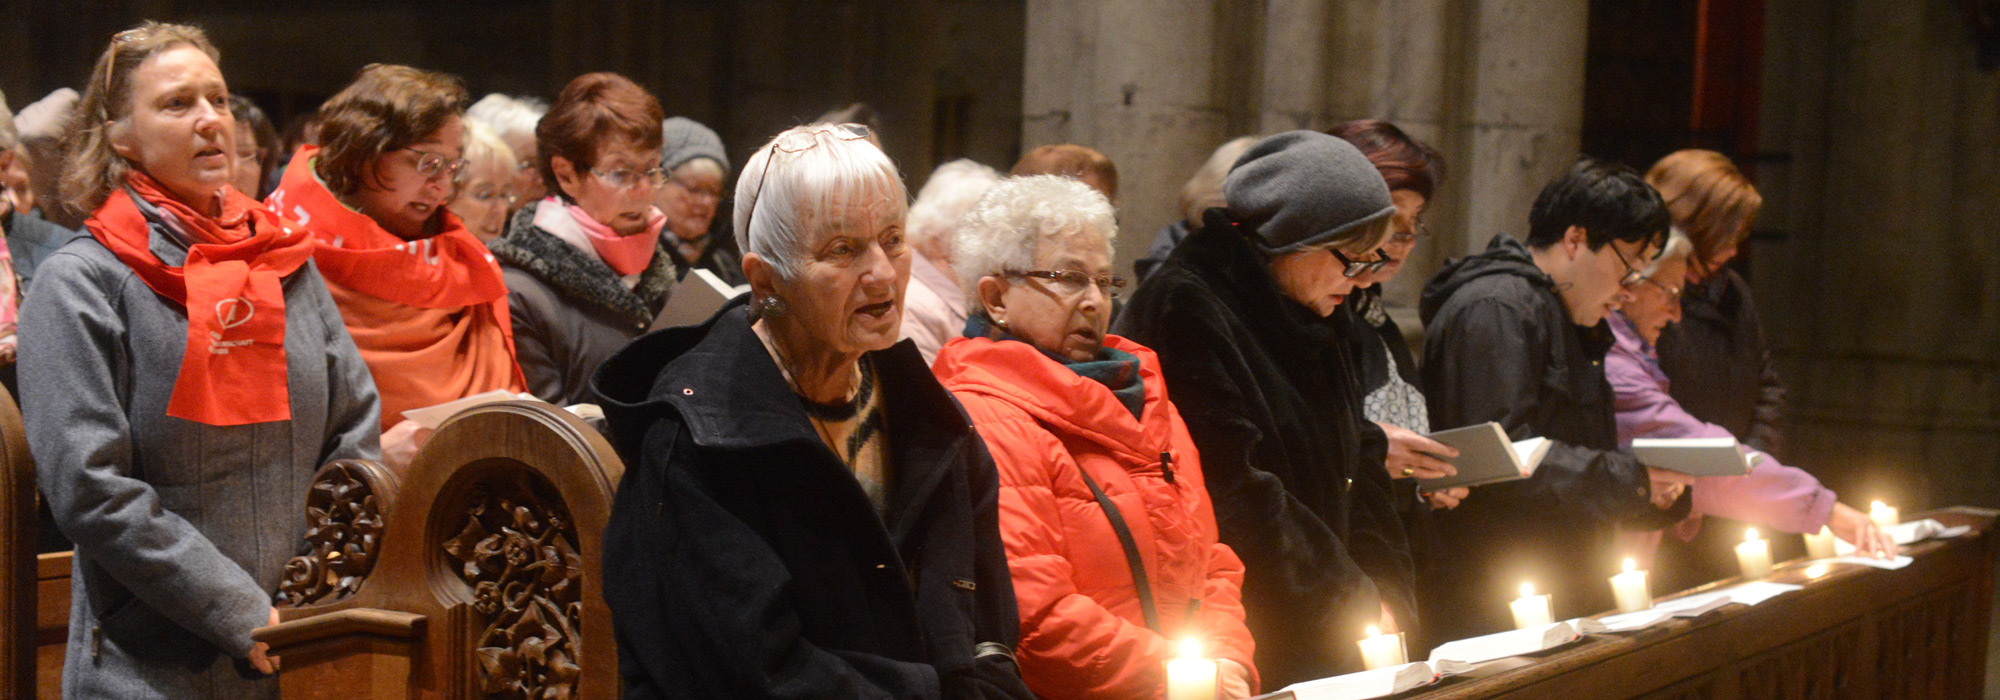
[267,64,524,469]
[20,23,379,698]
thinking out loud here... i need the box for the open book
[1260,662,1438,700]
[652,268,750,331]
[1427,618,1605,666]
[400,390,542,430]
[1630,437,1751,477]
[1416,422,1551,490]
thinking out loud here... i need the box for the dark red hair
[1326,119,1444,200]
[535,72,665,201]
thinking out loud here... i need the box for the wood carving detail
[443,480,584,700]
[277,462,385,606]
[1736,620,1861,700]
[1875,584,1976,700]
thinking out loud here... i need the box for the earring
[760,295,788,318]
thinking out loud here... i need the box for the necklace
[752,321,866,461]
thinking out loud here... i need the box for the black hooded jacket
[1656,268,1786,456]
[1114,212,1411,688]
[591,299,1034,700]
[1417,234,1690,640]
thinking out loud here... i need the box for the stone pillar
[1022,0,1232,278]
[1446,0,1591,258]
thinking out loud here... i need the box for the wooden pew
[2,388,37,699]
[1345,508,1995,700]
[255,401,626,700]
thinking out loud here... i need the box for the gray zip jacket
[18,215,379,699]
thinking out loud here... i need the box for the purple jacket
[1607,313,1833,555]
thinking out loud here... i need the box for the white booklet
[1417,422,1551,490]
[1598,591,1733,632]
[652,268,750,331]
[1275,662,1436,700]
[400,390,542,430]
[1427,618,1606,666]
[1630,437,1752,477]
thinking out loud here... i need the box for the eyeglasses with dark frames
[1005,269,1127,299]
[1608,242,1648,287]
[741,123,874,240]
[1329,246,1392,278]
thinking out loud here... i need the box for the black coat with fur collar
[1113,211,1408,688]
[591,300,1034,700]
[489,202,677,405]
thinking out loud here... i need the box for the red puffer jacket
[935,334,1258,700]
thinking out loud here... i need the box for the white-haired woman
[934,175,1259,700]
[466,92,548,205]
[593,123,1035,700]
[1609,230,1895,576]
[449,120,518,244]
[901,158,1001,364]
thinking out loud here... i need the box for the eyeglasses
[742,123,874,240]
[401,148,469,182]
[666,177,724,202]
[1006,269,1127,299]
[1391,218,1430,245]
[1329,246,1393,278]
[456,183,517,208]
[1629,274,1682,298]
[591,165,669,191]
[1608,243,1648,287]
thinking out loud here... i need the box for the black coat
[592,301,1034,700]
[1114,212,1409,688]
[1656,268,1785,457]
[1417,234,1689,640]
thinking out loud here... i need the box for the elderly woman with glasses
[449,119,518,244]
[1114,131,1419,686]
[1608,229,1895,583]
[933,175,1259,700]
[488,72,678,406]
[269,63,522,470]
[593,123,1036,700]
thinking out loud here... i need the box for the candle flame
[1622,558,1636,573]
[1805,564,1830,579]
[1520,582,1534,597]
[1872,500,1886,511]
[1365,624,1381,638]
[1177,637,1203,659]
[1745,528,1760,543]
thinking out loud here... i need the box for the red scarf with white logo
[268,146,524,428]
[86,171,314,425]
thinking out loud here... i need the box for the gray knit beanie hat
[660,116,730,174]
[1223,130,1394,254]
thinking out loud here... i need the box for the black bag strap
[1074,464,1161,633]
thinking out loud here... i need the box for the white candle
[1165,638,1218,700]
[1510,582,1553,629]
[1357,624,1407,670]
[1870,501,1900,528]
[1736,528,1773,579]
[1803,526,1839,559]
[1609,558,1651,613]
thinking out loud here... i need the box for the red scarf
[269,146,510,309]
[86,172,314,425]
[564,201,665,276]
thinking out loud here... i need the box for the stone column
[1022,0,1232,278]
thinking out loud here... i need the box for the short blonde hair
[734,123,908,280]
[952,175,1117,304]
[1180,136,1257,225]
[458,119,517,183]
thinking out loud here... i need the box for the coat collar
[1163,210,1341,349]
[489,201,677,328]
[933,334,1173,461]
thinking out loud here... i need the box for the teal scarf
[964,313,1144,420]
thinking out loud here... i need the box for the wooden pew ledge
[254,609,426,652]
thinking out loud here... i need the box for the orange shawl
[270,146,524,428]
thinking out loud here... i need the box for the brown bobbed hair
[535,72,665,203]
[1011,144,1119,201]
[314,63,469,198]
[1326,119,1445,201]
[1644,149,1762,276]
[59,21,223,219]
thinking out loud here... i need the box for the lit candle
[1736,528,1773,579]
[1165,638,1218,700]
[1870,501,1900,529]
[1510,582,1553,629]
[1803,526,1839,560]
[1805,563,1831,579]
[1356,624,1407,670]
[1609,558,1651,613]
